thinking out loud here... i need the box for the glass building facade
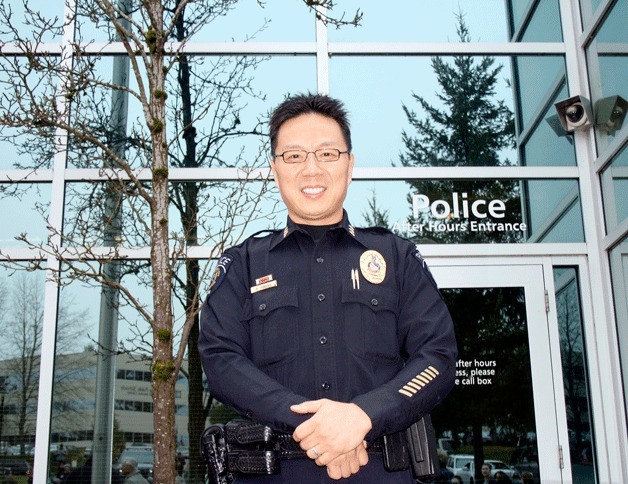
[0,0,626,482]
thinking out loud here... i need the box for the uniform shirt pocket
[341,281,400,363]
[240,285,299,368]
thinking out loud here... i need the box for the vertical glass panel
[0,267,46,475]
[189,0,315,42]
[51,264,202,481]
[343,179,585,244]
[331,56,517,167]
[514,56,566,134]
[506,0,535,34]
[523,86,577,167]
[328,0,509,42]
[522,180,585,242]
[75,0,314,43]
[62,180,282,248]
[520,0,563,42]
[593,56,628,146]
[608,236,628,420]
[595,0,628,43]
[433,287,539,483]
[0,58,64,170]
[0,0,65,43]
[0,183,51,246]
[66,55,314,169]
[554,267,597,484]
[601,142,628,232]
[0,126,55,170]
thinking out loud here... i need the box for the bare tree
[0,274,88,454]
[0,1,361,480]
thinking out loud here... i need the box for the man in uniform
[199,93,457,482]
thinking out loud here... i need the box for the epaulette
[250,228,281,238]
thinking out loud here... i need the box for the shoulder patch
[413,246,442,297]
[207,254,234,296]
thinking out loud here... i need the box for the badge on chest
[359,250,386,284]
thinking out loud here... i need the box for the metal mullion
[55,41,318,56]
[0,43,64,56]
[0,170,54,182]
[560,0,628,480]
[603,218,628,252]
[328,42,565,56]
[60,165,579,182]
[351,166,579,180]
[4,41,572,57]
[541,255,574,483]
[314,4,329,94]
[32,1,76,482]
[595,42,628,55]
[0,247,47,259]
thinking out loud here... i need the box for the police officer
[199,93,457,482]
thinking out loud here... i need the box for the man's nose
[303,152,323,174]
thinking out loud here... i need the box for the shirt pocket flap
[249,285,299,318]
[341,281,399,315]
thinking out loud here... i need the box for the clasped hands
[291,399,372,480]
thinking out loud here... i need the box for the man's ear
[269,158,277,177]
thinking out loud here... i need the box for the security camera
[595,95,627,135]
[554,95,592,132]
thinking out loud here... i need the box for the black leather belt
[274,433,384,460]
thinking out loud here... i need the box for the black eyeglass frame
[272,148,350,164]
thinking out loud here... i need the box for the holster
[382,415,440,480]
[201,420,281,483]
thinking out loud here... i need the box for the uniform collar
[269,210,368,250]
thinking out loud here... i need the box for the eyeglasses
[273,148,349,164]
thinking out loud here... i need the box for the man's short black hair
[269,92,352,155]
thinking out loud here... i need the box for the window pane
[523,85,577,167]
[514,56,566,134]
[609,237,628,420]
[65,55,314,169]
[331,56,518,167]
[0,268,46,465]
[601,142,628,232]
[50,261,210,479]
[62,180,281,248]
[0,183,51,246]
[0,58,62,170]
[595,0,628,43]
[74,0,314,43]
[342,179,584,244]
[520,0,563,42]
[329,0,509,42]
[433,286,539,483]
[0,0,65,43]
[554,267,597,484]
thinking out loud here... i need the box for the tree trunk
[148,2,177,479]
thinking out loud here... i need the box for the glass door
[429,263,563,484]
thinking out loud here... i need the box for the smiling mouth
[302,186,326,196]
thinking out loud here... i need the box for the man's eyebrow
[278,141,341,150]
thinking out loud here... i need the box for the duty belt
[202,419,383,476]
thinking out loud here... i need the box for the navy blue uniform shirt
[198,212,457,443]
